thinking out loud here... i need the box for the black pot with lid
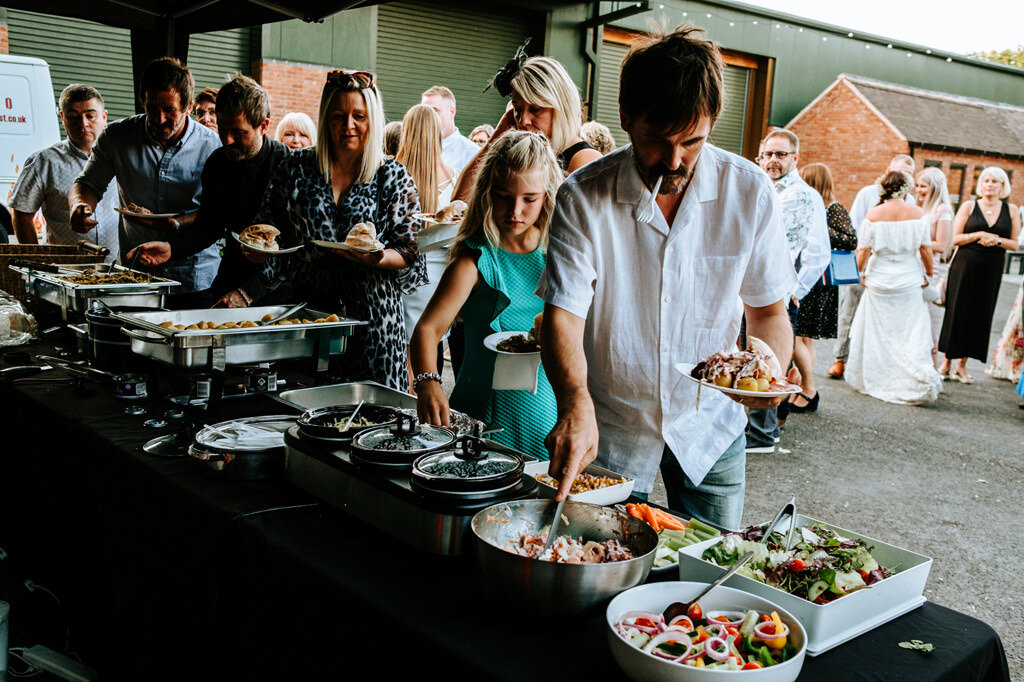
[411,432,528,500]
[349,414,457,468]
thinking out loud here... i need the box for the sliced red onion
[704,636,731,662]
[618,611,664,635]
[667,615,694,631]
[642,630,695,661]
[753,620,790,640]
[705,610,746,627]
[703,623,730,640]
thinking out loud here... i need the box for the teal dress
[448,240,557,460]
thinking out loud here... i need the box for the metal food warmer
[274,382,540,556]
[113,305,366,373]
[10,262,180,320]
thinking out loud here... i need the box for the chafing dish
[10,262,179,319]
[114,305,366,371]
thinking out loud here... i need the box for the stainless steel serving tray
[12,262,180,314]
[114,305,366,370]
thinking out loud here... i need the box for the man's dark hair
[215,74,270,128]
[140,57,194,108]
[618,24,724,134]
[59,84,104,113]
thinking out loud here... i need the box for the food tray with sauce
[11,262,180,313]
[676,514,932,655]
[114,305,366,370]
[524,460,635,505]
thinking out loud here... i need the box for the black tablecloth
[0,339,1011,682]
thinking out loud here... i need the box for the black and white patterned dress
[257,149,426,389]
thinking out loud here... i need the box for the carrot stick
[652,508,686,530]
[639,504,661,532]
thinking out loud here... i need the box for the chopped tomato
[713,615,730,622]
[741,662,762,670]
[635,618,657,629]
[858,569,870,580]
[687,603,703,620]
[788,558,807,572]
[760,613,772,622]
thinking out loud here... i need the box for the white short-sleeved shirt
[536,144,795,492]
[441,128,480,173]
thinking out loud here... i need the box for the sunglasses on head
[326,70,377,89]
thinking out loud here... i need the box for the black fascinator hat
[484,37,532,96]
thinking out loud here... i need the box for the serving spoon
[665,550,756,622]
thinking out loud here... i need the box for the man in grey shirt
[9,84,118,259]
[70,57,220,304]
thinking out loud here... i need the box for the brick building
[788,74,1024,209]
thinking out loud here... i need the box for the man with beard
[745,129,828,452]
[70,57,220,306]
[127,74,287,307]
[11,84,119,258]
[536,25,797,529]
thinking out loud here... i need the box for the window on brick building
[923,160,941,169]
[949,164,966,210]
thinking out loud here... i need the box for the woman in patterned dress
[410,131,562,459]
[253,70,426,390]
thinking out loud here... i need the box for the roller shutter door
[7,9,253,124]
[376,1,535,131]
[595,39,750,155]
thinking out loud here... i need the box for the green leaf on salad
[898,640,935,654]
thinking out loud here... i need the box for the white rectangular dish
[676,514,931,656]
[523,460,634,505]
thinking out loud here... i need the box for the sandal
[953,371,974,384]
[939,368,951,381]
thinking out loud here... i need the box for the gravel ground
[442,273,1023,678]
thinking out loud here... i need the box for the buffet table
[0,338,1011,682]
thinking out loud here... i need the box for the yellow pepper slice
[765,610,787,650]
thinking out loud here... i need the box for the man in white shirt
[746,129,829,453]
[420,85,479,173]
[9,84,118,259]
[537,26,796,529]
[828,155,916,378]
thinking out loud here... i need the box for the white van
[0,54,61,236]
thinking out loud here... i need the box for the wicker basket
[0,244,101,302]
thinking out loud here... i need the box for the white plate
[413,213,461,228]
[483,331,539,355]
[676,364,801,397]
[312,239,383,254]
[524,460,634,505]
[418,221,460,254]
[231,232,303,254]
[114,207,180,219]
[676,515,932,655]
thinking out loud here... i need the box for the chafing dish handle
[121,327,172,344]
[9,259,61,273]
[78,239,110,256]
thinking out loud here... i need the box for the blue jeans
[633,434,746,531]
[745,300,799,444]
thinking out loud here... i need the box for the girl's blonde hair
[316,81,385,185]
[511,57,583,155]
[274,111,317,146]
[976,166,1011,200]
[449,130,562,262]
[916,167,953,218]
[395,104,443,214]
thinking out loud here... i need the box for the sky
[736,0,1024,56]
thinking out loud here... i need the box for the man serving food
[537,25,797,529]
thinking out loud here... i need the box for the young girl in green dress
[410,130,561,459]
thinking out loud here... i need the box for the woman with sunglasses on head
[452,46,601,201]
[252,69,427,390]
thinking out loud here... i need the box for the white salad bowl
[606,581,806,682]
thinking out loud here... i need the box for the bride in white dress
[846,171,943,404]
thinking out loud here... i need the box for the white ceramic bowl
[524,460,635,505]
[606,581,807,682]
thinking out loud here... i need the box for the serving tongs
[258,301,308,326]
[760,497,797,549]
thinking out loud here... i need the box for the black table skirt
[0,340,1011,682]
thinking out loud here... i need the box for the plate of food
[114,203,181,220]
[232,225,303,254]
[313,221,385,253]
[619,504,722,573]
[483,330,540,355]
[413,199,468,227]
[524,460,635,505]
[677,338,800,398]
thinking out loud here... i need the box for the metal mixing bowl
[471,499,658,617]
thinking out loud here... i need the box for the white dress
[845,218,943,404]
[401,179,455,342]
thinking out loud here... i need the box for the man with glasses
[746,129,829,454]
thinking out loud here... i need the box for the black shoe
[787,391,819,413]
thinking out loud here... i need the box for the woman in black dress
[254,70,427,390]
[938,167,1021,383]
[786,163,858,412]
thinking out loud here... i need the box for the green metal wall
[6,8,255,124]
[261,7,377,71]
[601,0,1024,126]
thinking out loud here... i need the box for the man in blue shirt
[69,57,221,305]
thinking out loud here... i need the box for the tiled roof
[843,74,1024,158]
